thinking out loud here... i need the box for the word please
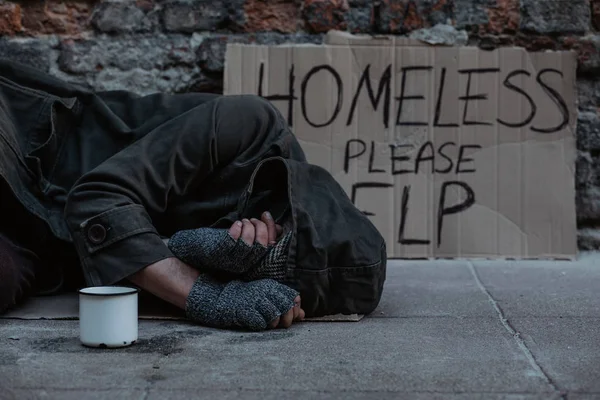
[344,139,482,176]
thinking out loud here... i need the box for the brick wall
[0,0,599,250]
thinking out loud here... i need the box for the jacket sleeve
[64,94,220,287]
[63,116,214,286]
[64,93,280,287]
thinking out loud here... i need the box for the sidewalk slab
[148,318,553,393]
[4,389,565,400]
[472,254,600,318]
[2,257,599,399]
[1,317,554,395]
[145,390,562,400]
[4,389,146,400]
[372,260,496,318]
[511,317,600,394]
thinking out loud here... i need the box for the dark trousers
[0,234,36,313]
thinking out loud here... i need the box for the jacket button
[88,224,107,244]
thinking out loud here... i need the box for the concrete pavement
[1,255,599,400]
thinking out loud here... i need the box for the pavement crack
[467,261,564,396]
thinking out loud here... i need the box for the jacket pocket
[0,76,78,182]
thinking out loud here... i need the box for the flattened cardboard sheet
[223,37,578,259]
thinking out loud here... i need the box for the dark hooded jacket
[0,59,386,317]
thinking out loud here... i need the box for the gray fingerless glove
[168,228,269,274]
[168,227,293,282]
[185,274,299,331]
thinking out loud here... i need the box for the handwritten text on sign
[256,63,569,133]
[224,45,577,257]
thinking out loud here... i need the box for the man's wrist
[128,257,201,310]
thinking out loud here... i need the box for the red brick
[244,0,299,33]
[377,0,451,34]
[512,34,558,51]
[486,0,520,34]
[379,0,421,33]
[21,0,92,36]
[303,0,349,33]
[0,2,22,36]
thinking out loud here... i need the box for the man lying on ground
[0,58,387,331]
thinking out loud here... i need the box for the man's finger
[278,308,294,329]
[228,221,243,240]
[240,219,255,245]
[293,296,303,321]
[268,316,280,329]
[261,212,277,244]
[250,218,269,246]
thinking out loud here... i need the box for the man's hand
[228,211,283,246]
[185,276,303,331]
[166,213,280,275]
[228,212,304,328]
[273,295,305,329]
[134,211,304,330]
[129,257,305,330]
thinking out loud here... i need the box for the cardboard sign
[223,34,578,259]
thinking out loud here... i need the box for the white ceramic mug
[79,286,139,348]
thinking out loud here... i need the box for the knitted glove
[168,228,292,281]
[168,228,269,274]
[185,274,299,331]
